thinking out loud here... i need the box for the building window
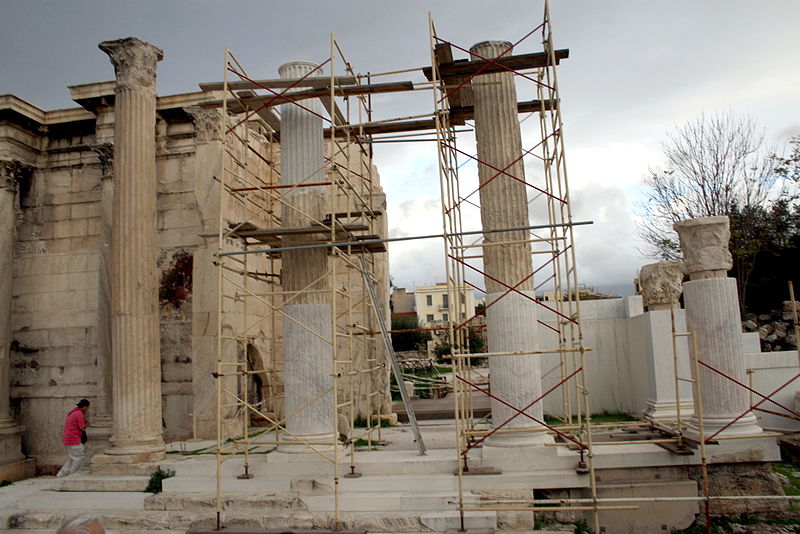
[443,313,449,321]
[426,295,432,306]
[426,314,434,322]
[442,294,448,308]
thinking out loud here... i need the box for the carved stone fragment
[639,260,684,309]
[673,215,732,278]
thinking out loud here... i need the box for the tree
[390,316,431,352]
[638,112,798,312]
[638,112,782,260]
[729,199,800,313]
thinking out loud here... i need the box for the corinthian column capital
[1,160,33,193]
[639,260,684,310]
[673,215,732,279]
[185,106,224,143]
[98,37,163,91]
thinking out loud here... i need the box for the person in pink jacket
[56,399,90,478]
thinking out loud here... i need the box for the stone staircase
[0,420,718,533]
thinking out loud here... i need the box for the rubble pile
[742,300,799,352]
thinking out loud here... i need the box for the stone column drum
[675,216,762,436]
[0,162,26,467]
[276,61,334,452]
[470,41,546,445]
[97,37,166,463]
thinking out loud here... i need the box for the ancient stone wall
[9,119,105,466]
[2,64,390,464]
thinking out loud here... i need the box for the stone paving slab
[17,491,147,510]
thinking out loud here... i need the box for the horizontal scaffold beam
[321,98,557,137]
[200,81,415,113]
[422,49,570,81]
[199,76,358,92]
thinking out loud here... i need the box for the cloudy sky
[2,1,799,296]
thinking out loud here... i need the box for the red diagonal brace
[434,22,550,105]
[443,142,563,205]
[451,246,569,334]
[458,368,585,454]
[226,59,332,133]
[700,361,800,442]
[753,406,800,422]
[452,254,577,325]
[444,132,558,217]
[699,360,800,420]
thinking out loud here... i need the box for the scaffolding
[206,38,397,528]
[426,3,603,530]
[426,3,800,533]
[198,3,800,533]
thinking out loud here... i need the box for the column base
[484,427,553,448]
[643,400,695,422]
[277,431,338,454]
[686,413,762,440]
[0,421,26,467]
[85,419,113,461]
[96,435,166,468]
[0,458,36,482]
[482,433,558,472]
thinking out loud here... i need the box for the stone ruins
[0,26,797,534]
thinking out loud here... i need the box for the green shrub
[145,466,175,494]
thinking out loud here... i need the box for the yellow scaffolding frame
[198,4,800,532]
[210,38,390,529]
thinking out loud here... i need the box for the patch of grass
[773,461,800,496]
[673,514,800,533]
[408,365,450,378]
[589,411,637,423]
[543,411,637,426]
[573,518,594,534]
[353,416,394,429]
[353,438,386,448]
[144,466,175,494]
[672,520,712,534]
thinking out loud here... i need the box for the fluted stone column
[276,61,334,452]
[97,37,165,463]
[639,261,694,421]
[0,162,26,467]
[470,41,546,445]
[675,216,762,437]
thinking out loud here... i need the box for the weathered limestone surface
[186,105,236,440]
[470,40,545,444]
[639,260,683,310]
[99,37,165,462]
[277,61,334,451]
[674,215,732,279]
[676,216,762,437]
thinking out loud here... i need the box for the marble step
[161,448,460,478]
[51,475,150,492]
[162,467,590,496]
[2,508,496,533]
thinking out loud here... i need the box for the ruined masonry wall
[11,137,104,464]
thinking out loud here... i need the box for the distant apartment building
[390,287,416,318]
[414,283,476,326]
